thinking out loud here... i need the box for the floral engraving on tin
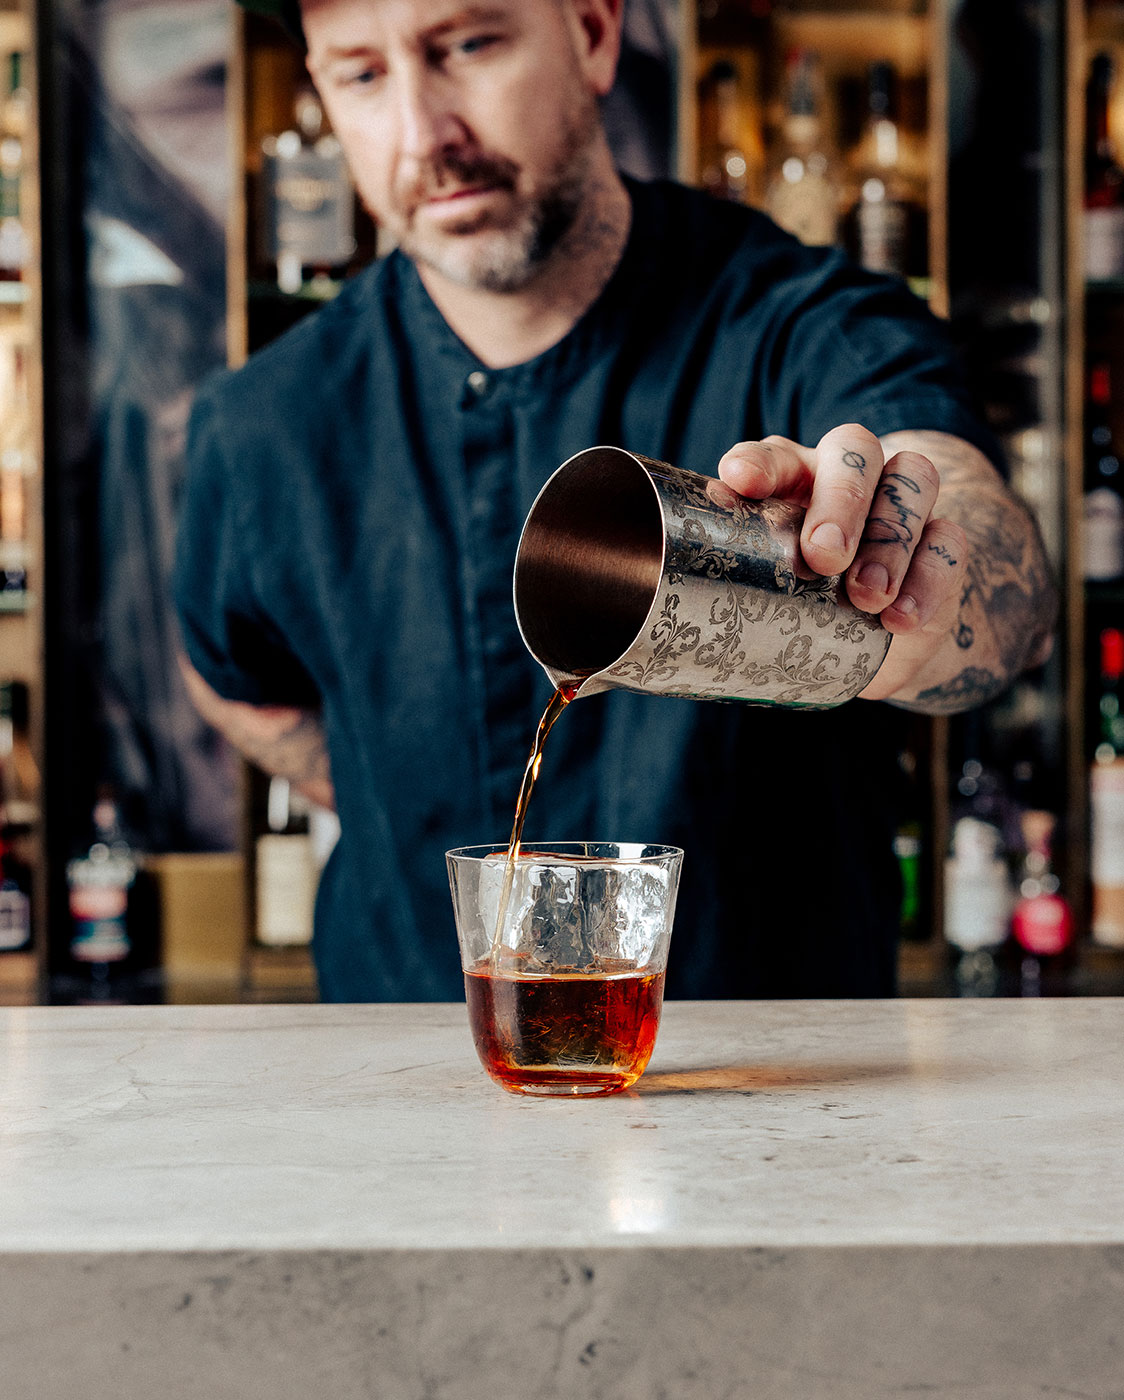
[602,456,888,706]
[608,591,702,689]
[740,635,877,704]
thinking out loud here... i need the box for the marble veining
[0,999,1121,1253]
[2,1000,1124,1400]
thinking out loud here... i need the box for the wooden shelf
[772,12,928,75]
[0,951,38,1005]
[242,943,318,1003]
[0,11,31,53]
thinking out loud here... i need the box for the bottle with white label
[1092,627,1124,947]
[945,816,1014,995]
[255,776,317,946]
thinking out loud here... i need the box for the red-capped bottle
[1011,810,1073,993]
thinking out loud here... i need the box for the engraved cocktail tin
[513,446,891,709]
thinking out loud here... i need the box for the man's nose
[394,68,466,162]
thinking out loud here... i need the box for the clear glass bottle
[844,62,926,281]
[765,50,839,248]
[698,60,755,204]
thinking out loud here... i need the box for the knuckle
[891,452,940,491]
[832,477,871,509]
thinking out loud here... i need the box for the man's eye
[341,66,380,88]
[455,33,499,57]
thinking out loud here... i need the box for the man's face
[302,0,616,292]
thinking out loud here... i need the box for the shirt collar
[387,176,663,405]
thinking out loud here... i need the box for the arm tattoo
[178,655,333,791]
[878,429,1058,714]
[904,667,1005,715]
[221,707,333,788]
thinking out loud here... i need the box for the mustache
[403,147,521,205]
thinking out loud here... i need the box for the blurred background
[1,0,1122,1005]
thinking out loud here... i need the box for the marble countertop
[2,999,1122,1400]
[1,997,1121,1252]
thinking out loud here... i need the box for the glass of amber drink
[446,843,683,1097]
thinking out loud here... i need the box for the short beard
[394,97,600,293]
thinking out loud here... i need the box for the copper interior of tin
[514,449,665,675]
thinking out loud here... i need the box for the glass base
[488,1067,641,1097]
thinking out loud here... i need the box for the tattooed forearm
[178,653,336,808]
[221,708,332,788]
[901,667,1006,715]
[877,429,1058,715]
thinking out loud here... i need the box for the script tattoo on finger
[842,450,866,475]
[862,473,921,552]
[928,542,958,566]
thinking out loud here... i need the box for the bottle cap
[1102,627,1124,679]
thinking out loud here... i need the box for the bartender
[174,0,1055,1001]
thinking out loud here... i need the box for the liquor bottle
[0,680,32,952]
[843,62,926,281]
[1011,810,1073,995]
[1084,52,1124,281]
[0,53,30,284]
[944,815,1014,996]
[0,832,30,951]
[893,820,923,939]
[1083,360,1124,580]
[1091,627,1124,948]
[0,679,38,829]
[698,60,760,205]
[67,793,137,975]
[255,776,317,946]
[261,90,356,296]
[0,444,27,602]
[765,50,839,248]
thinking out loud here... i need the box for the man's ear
[562,0,625,98]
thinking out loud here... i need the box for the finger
[717,436,816,503]
[800,424,883,576]
[845,450,942,614]
[878,517,968,634]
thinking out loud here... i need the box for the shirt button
[466,370,490,397]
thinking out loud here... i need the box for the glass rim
[446,841,683,866]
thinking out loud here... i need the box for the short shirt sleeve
[759,249,1005,473]
[173,379,320,708]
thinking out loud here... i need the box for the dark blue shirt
[174,178,996,1001]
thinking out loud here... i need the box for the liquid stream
[489,682,576,966]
